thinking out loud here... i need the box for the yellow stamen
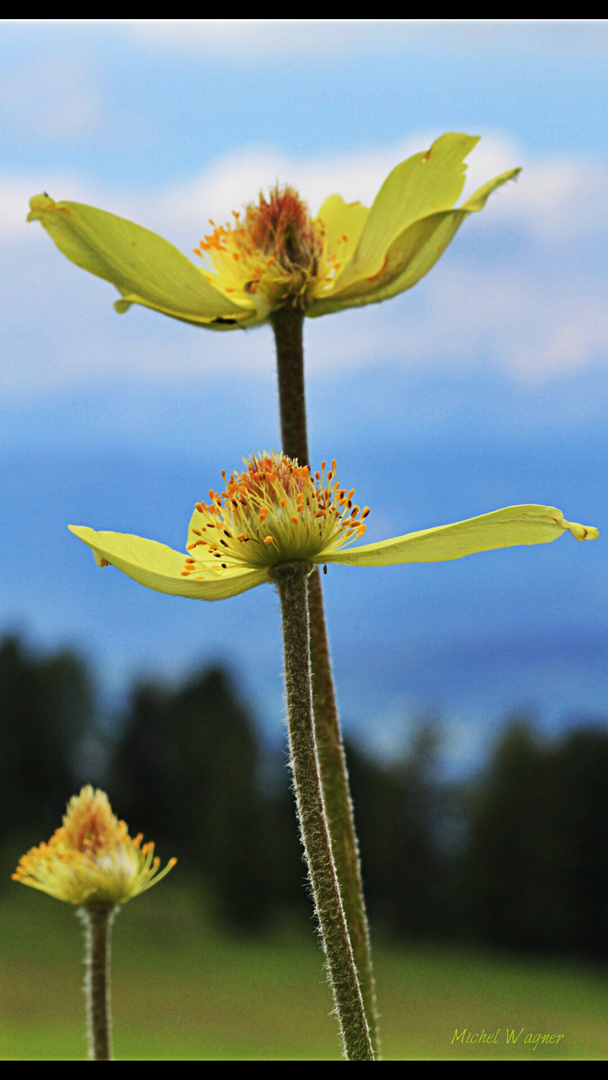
[12,787,176,906]
[184,451,371,575]
[192,184,336,313]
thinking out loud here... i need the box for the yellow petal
[322,506,598,567]
[313,195,369,290]
[332,133,479,293]
[68,525,267,600]
[309,167,522,316]
[461,167,522,213]
[309,210,463,315]
[28,195,255,328]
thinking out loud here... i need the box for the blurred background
[1,18,607,1059]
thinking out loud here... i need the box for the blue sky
[1,20,606,772]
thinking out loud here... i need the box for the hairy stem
[272,305,309,464]
[271,561,374,1061]
[306,568,377,1037]
[271,306,379,1053]
[78,904,116,1060]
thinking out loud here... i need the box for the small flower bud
[12,786,176,906]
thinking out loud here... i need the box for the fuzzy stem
[271,561,374,1061]
[271,306,380,1054]
[307,568,378,1040]
[272,306,309,464]
[78,904,116,1060]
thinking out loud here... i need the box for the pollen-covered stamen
[185,452,369,575]
[245,187,317,272]
[192,185,342,312]
[12,787,176,905]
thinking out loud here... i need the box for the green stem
[272,305,309,464]
[271,561,374,1061]
[78,904,116,1060]
[271,306,380,1054]
[307,568,377,1038]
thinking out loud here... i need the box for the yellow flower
[67,452,598,601]
[27,133,519,329]
[12,786,176,906]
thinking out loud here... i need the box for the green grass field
[1,881,607,1060]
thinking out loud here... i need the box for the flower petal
[68,525,267,600]
[308,167,521,316]
[330,132,479,293]
[460,168,522,213]
[313,195,370,289]
[309,210,463,316]
[322,506,598,567]
[28,194,256,328]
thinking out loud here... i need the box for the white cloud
[0,56,102,139]
[144,134,608,247]
[461,136,608,240]
[150,142,419,240]
[3,253,605,394]
[5,132,606,243]
[3,132,608,391]
[0,178,42,239]
[0,174,98,238]
[380,265,608,382]
[125,19,608,59]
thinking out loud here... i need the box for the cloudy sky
[1,20,606,770]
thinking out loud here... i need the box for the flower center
[182,452,370,578]
[62,788,127,858]
[12,785,175,905]
[193,185,334,315]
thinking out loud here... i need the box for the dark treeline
[2,633,608,963]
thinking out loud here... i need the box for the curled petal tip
[29,193,55,209]
[69,524,108,565]
[565,521,599,542]
[27,192,56,222]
